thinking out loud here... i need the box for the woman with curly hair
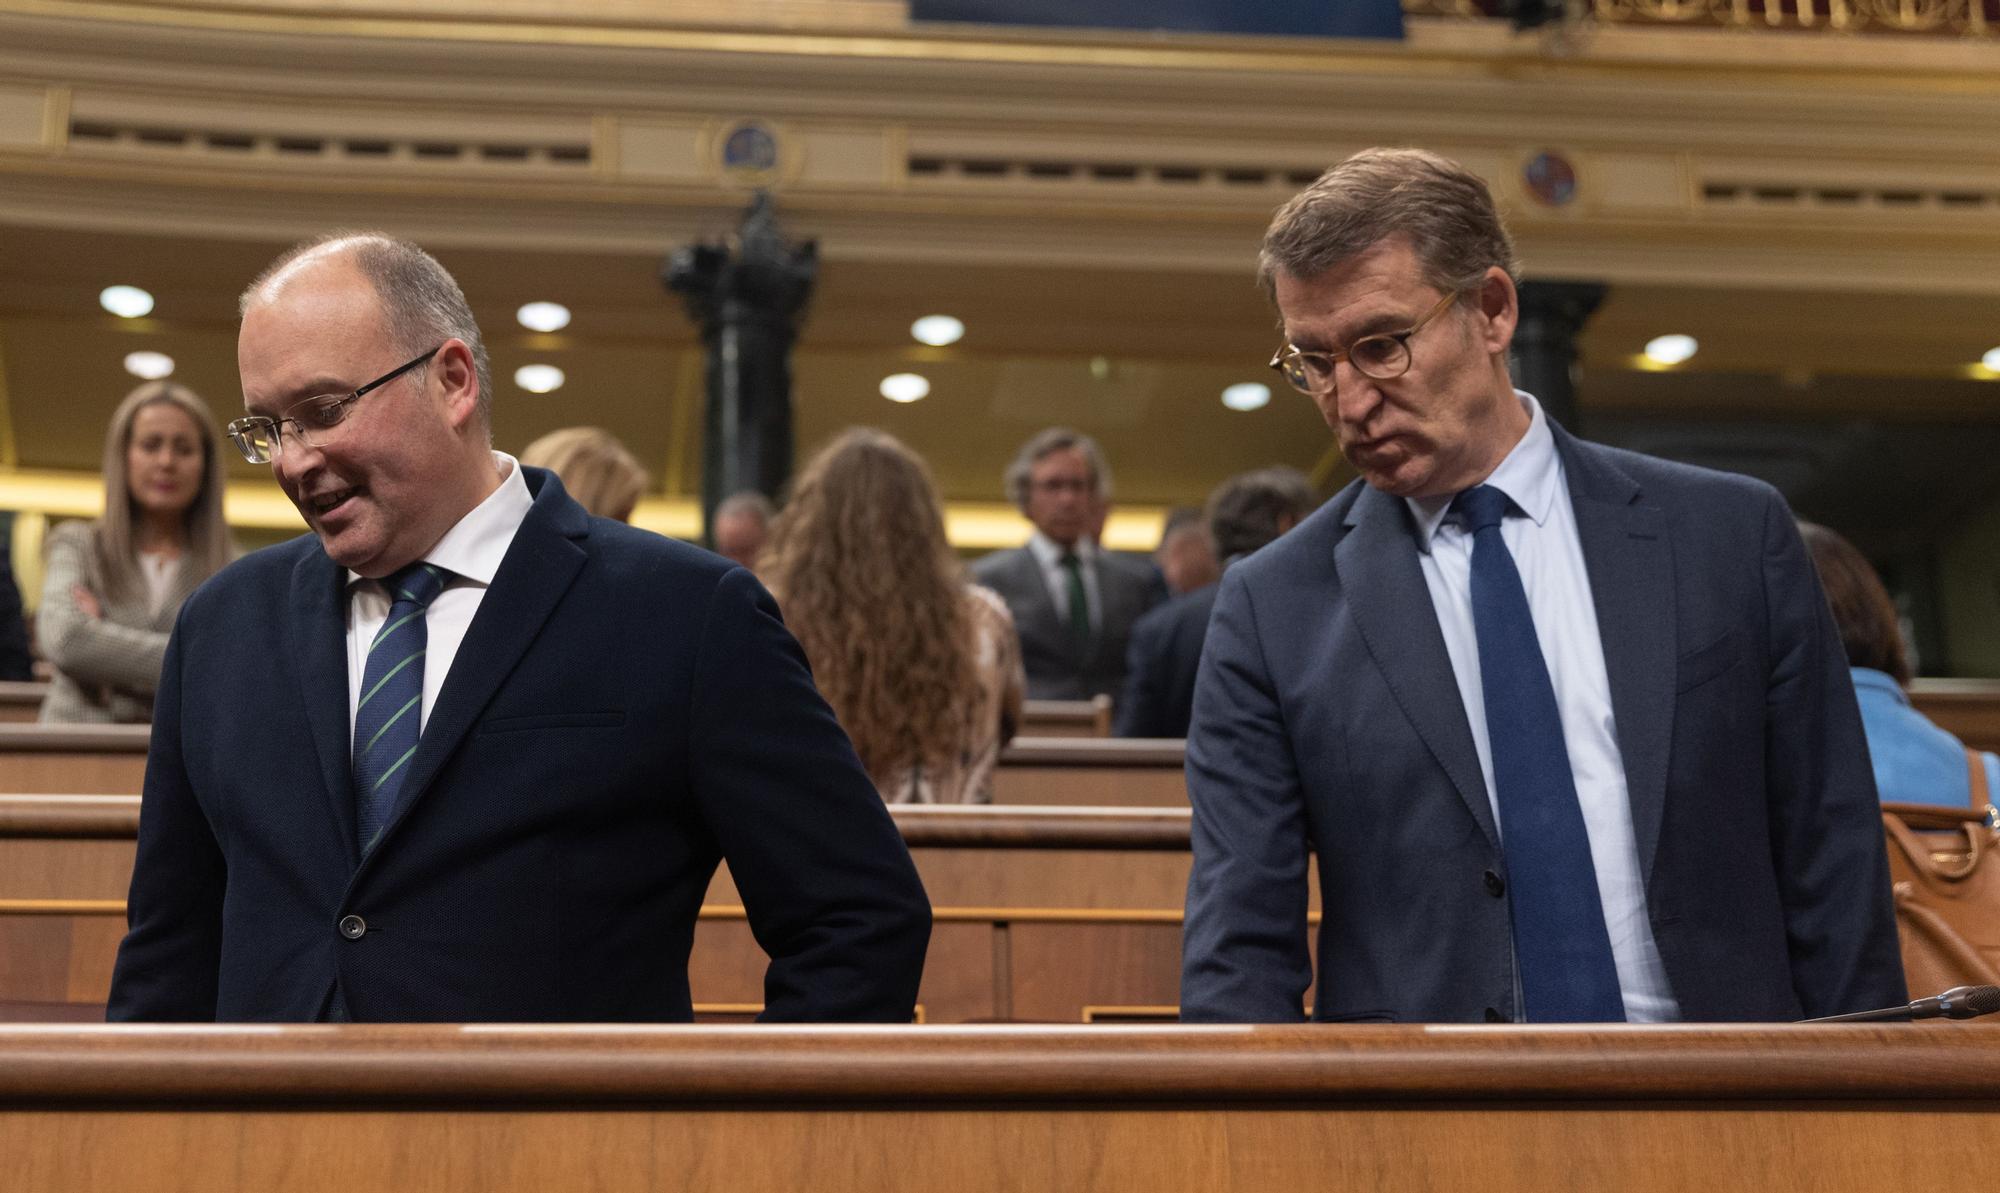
[760,428,1024,803]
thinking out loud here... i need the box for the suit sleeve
[1115,611,1170,737]
[105,608,226,1020]
[1180,568,1313,1023]
[1758,490,1907,1015]
[688,566,932,1022]
[36,524,171,694]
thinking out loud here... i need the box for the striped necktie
[1452,484,1625,1022]
[353,561,450,855]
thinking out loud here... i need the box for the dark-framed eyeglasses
[227,345,441,464]
[1268,290,1463,397]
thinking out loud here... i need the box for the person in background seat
[1800,520,1999,808]
[38,382,233,723]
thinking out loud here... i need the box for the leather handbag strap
[1882,809,1982,883]
[1891,882,2000,985]
[1968,747,1991,809]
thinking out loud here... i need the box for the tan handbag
[1880,750,2000,995]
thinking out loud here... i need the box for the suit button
[1482,870,1505,897]
[1484,1006,1507,1023]
[338,915,366,940]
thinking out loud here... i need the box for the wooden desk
[994,738,1185,806]
[1910,678,2000,754]
[0,724,148,793]
[1020,696,1113,737]
[1,1023,1996,1192]
[0,681,47,723]
[0,799,1245,1023]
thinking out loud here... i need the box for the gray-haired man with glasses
[108,231,930,1024]
[1180,147,1903,1026]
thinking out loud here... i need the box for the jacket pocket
[1674,629,1742,693]
[478,711,626,734]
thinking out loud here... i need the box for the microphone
[1807,984,2000,1023]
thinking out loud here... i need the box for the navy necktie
[353,561,450,855]
[1452,484,1625,1023]
[1059,552,1091,651]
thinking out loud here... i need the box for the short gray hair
[1003,427,1112,512]
[242,231,493,430]
[1258,148,1520,303]
[715,490,776,525]
[1207,466,1318,560]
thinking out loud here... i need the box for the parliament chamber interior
[3,0,2000,1189]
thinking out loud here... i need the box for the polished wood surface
[1910,678,2000,755]
[993,737,1186,806]
[0,681,47,723]
[1,1025,1996,1193]
[1020,696,1113,737]
[0,724,149,793]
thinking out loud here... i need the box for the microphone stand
[1807,984,2000,1023]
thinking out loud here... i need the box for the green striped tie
[353,561,450,854]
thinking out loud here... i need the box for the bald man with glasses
[107,231,930,1024]
[1180,149,1903,1026]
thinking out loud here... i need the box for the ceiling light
[100,285,155,319]
[1643,334,1698,366]
[517,302,571,333]
[880,373,930,403]
[1983,347,2000,374]
[910,315,964,347]
[1221,382,1271,412]
[123,351,175,380]
[514,364,565,393]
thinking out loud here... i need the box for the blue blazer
[1181,426,1905,1023]
[108,469,930,1023]
[1852,667,2000,808]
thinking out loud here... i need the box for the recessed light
[1643,334,1698,366]
[100,285,155,319]
[123,351,175,380]
[910,315,964,347]
[517,302,571,333]
[1983,347,2000,373]
[1221,382,1271,412]
[880,373,930,403]
[514,364,565,393]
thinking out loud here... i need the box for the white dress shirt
[1405,394,1681,1023]
[1026,530,1102,634]
[345,452,534,746]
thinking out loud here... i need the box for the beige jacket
[35,520,205,724]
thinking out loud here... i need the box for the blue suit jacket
[1115,582,1218,739]
[1181,427,1905,1023]
[108,469,930,1023]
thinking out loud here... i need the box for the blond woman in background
[520,426,648,523]
[38,382,233,723]
[761,428,1024,803]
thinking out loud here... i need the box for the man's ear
[433,340,481,431]
[1476,267,1518,357]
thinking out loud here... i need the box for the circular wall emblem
[1523,151,1579,207]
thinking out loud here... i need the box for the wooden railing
[1406,0,2000,37]
[1,1024,1997,1193]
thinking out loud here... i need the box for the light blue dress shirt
[1405,393,1681,1023]
[1851,667,2000,808]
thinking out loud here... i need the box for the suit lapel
[287,545,361,866]
[1009,549,1070,658]
[367,481,590,851]
[1335,485,1498,848]
[1558,428,1675,884]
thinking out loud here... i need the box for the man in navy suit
[107,233,929,1022]
[1180,149,1904,1024]
[1116,467,1315,739]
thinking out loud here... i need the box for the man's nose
[272,435,324,484]
[1333,368,1383,426]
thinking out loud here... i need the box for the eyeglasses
[227,346,441,464]
[1268,291,1462,397]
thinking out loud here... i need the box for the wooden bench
[0,798,1276,1023]
[1910,678,2000,755]
[0,724,148,793]
[1019,696,1113,737]
[0,681,47,723]
[3,1023,1997,1193]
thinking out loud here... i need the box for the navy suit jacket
[970,545,1160,700]
[108,469,930,1023]
[1181,427,1905,1023]
[1115,582,1218,739]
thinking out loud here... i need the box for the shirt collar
[1850,666,1909,704]
[1406,390,1559,554]
[1028,529,1095,567]
[348,451,532,591]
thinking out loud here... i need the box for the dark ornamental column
[664,191,818,543]
[1510,281,1605,435]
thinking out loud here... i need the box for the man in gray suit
[1181,148,1903,1025]
[971,428,1160,700]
